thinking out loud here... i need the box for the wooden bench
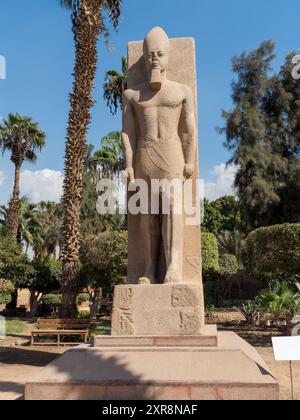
[31,319,91,347]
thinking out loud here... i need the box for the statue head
[143,27,170,90]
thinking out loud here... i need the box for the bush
[219,254,239,276]
[242,224,300,283]
[80,230,128,293]
[42,294,62,306]
[0,280,14,305]
[77,293,90,305]
[239,300,260,323]
[39,294,62,316]
[201,232,219,273]
[257,283,300,320]
[78,310,90,320]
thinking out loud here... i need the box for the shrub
[219,254,239,277]
[239,300,260,323]
[201,232,219,273]
[80,230,128,294]
[0,280,14,305]
[78,310,90,320]
[42,294,62,309]
[39,294,62,316]
[257,283,300,320]
[242,224,300,283]
[77,293,90,305]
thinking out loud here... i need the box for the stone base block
[25,332,279,401]
[112,284,204,336]
[93,325,217,348]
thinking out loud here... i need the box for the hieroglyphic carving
[118,287,134,310]
[114,287,136,335]
[119,310,135,335]
[185,257,201,274]
[172,285,201,308]
[180,309,202,335]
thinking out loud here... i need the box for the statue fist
[126,167,135,184]
[184,164,194,179]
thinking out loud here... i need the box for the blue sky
[0,0,299,204]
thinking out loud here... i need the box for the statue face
[144,46,169,74]
[143,27,170,90]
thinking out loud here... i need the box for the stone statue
[122,27,197,285]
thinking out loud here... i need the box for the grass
[90,324,111,337]
[4,318,26,335]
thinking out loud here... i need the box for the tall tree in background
[219,42,300,231]
[103,56,128,115]
[0,114,46,241]
[264,53,300,223]
[59,0,122,317]
[202,196,241,235]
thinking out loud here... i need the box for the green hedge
[42,294,62,306]
[219,254,239,276]
[201,232,219,272]
[242,224,300,282]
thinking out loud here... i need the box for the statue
[122,27,197,285]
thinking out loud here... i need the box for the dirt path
[0,346,69,400]
[257,348,300,400]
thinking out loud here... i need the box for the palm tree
[19,197,43,254]
[0,113,46,241]
[40,202,63,259]
[59,0,122,317]
[218,230,245,265]
[103,57,128,115]
[92,131,124,178]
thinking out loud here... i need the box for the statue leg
[162,192,183,284]
[139,214,160,283]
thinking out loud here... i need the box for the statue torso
[127,80,187,179]
[130,80,185,142]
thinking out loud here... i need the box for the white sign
[0,315,5,340]
[272,337,300,361]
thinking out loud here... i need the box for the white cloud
[20,169,64,203]
[204,163,238,201]
[0,170,5,186]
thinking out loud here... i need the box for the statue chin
[150,68,162,90]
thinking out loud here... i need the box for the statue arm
[122,91,136,183]
[182,87,196,178]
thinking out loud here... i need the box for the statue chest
[134,90,183,112]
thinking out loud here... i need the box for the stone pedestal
[111,284,204,336]
[25,332,279,401]
[24,282,279,400]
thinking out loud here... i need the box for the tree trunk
[6,290,18,313]
[7,164,21,242]
[29,290,43,318]
[90,287,102,320]
[60,1,103,319]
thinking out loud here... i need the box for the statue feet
[138,277,152,285]
[164,270,181,284]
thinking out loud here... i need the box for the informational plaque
[272,337,300,361]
